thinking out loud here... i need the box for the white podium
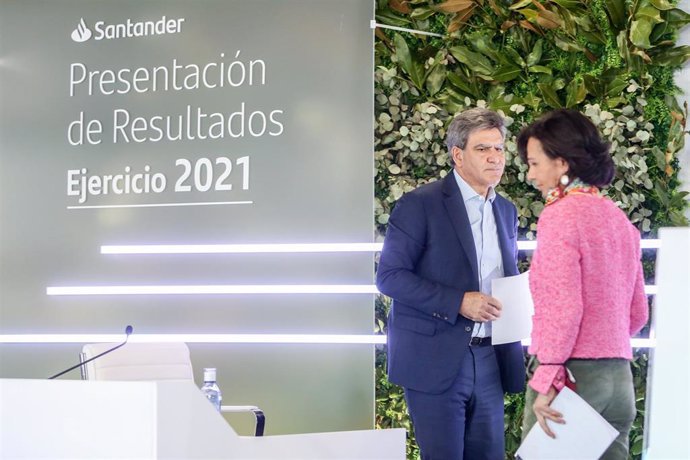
[644,228,690,460]
[0,378,405,459]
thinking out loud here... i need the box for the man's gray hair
[446,108,506,165]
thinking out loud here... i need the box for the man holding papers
[517,109,649,459]
[377,108,525,460]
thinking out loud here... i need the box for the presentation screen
[0,0,375,434]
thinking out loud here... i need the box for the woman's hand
[533,386,564,438]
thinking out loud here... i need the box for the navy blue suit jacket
[377,173,526,394]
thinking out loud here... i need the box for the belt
[469,336,492,347]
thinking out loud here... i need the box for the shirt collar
[453,169,496,203]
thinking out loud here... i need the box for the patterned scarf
[544,178,600,206]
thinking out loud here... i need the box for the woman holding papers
[517,109,649,459]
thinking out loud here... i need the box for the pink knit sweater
[528,193,649,394]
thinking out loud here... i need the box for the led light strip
[101,243,383,254]
[640,239,662,249]
[46,284,379,295]
[0,334,387,344]
[100,240,660,254]
[46,284,657,296]
[0,334,655,347]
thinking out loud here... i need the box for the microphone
[48,325,133,379]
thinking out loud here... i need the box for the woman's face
[525,137,569,198]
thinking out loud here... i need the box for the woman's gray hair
[446,108,506,165]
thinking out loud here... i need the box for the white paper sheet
[515,387,619,460]
[491,271,534,345]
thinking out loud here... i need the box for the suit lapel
[492,199,518,276]
[442,174,479,284]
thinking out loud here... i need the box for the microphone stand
[48,325,133,380]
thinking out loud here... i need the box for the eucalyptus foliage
[373,0,690,458]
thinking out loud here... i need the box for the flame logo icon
[71,18,92,42]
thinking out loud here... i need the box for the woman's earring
[560,174,570,186]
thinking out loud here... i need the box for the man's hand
[533,386,564,438]
[459,292,502,322]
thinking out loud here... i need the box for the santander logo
[71,18,92,42]
[70,16,185,43]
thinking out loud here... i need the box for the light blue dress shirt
[453,170,504,338]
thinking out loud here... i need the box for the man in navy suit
[377,108,525,460]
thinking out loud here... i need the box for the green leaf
[375,11,412,27]
[606,96,627,107]
[631,3,664,49]
[631,436,643,455]
[393,33,426,89]
[537,83,563,108]
[636,3,663,22]
[583,75,604,97]
[492,65,523,82]
[503,47,526,67]
[446,72,480,98]
[549,0,584,9]
[667,8,690,28]
[565,78,587,107]
[616,30,632,64]
[670,191,690,208]
[487,85,508,102]
[553,35,587,53]
[654,181,670,207]
[649,20,669,44]
[631,19,655,49]
[606,77,628,96]
[467,32,501,62]
[552,78,566,90]
[518,8,539,22]
[528,65,552,74]
[526,39,544,66]
[579,29,608,45]
[649,0,674,11]
[556,4,579,35]
[449,45,495,75]
[509,0,533,10]
[651,147,666,170]
[425,64,447,96]
[436,94,469,114]
[488,96,515,112]
[650,45,690,66]
[669,210,690,226]
[604,0,626,31]
[522,93,542,109]
[410,7,436,20]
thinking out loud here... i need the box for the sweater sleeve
[629,260,649,336]
[529,207,584,394]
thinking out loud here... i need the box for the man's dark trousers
[405,344,505,460]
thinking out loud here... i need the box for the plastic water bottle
[201,367,222,412]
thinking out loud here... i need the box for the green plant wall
[373,0,690,458]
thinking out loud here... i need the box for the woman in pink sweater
[517,109,648,459]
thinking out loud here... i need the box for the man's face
[452,127,505,196]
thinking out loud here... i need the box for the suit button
[465,326,471,332]
[443,316,448,320]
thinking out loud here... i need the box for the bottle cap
[203,367,217,382]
